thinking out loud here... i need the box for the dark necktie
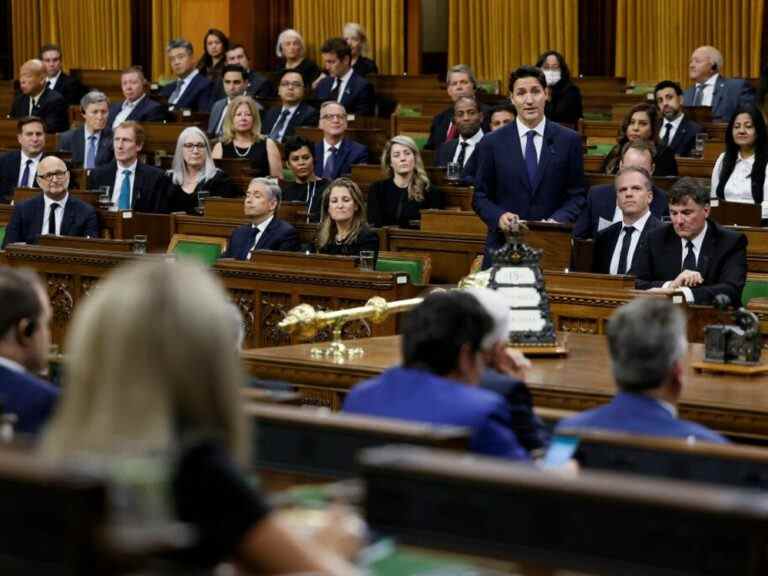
[456,141,469,167]
[86,135,97,170]
[616,226,636,275]
[683,240,696,271]
[662,123,673,146]
[693,84,704,106]
[247,225,261,259]
[525,130,538,185]
[20,159,33,187]
[48,202,59,235]
[323,146,338,179]
[329,80,340,102]
[29,97,38,116]
[269,109,291,141]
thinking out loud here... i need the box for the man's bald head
[19,59,46,96]
[36,156,70,200]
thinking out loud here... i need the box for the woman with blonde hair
[41,260,359,574]
[316,177,379,260]
[367,135,444,228]
[343,22,378,77]
[274,28,321,88]
[212,95,282,178]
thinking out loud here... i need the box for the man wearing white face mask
[535,50,582,126]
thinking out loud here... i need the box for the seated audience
[168,127,240,214]
[261,70,319,143]
[57,90,114,169]
[315,37,375,117]
[602,103,677,177]
[556,298,726,443]
[711,104,768,222]
[316,177,378,259]
[344,22,379,77]
[634,177,747,305]
[0,117,47,203]
[39,43,85,105]
[573,140,669,239]
[88,121,171,213]
[0,268,58,436]
[489,102,516,131]
[281,135,328,223]
[435,95,484,182]
[369,135,443,228]
[684,45,754,122]
[40,260,360,574]
[314,102,368,180]
[654,80,703,157]
[212,95,282,178]
[535,50,583,127]
[208,64,248,138]
[222,177,298,260]
[197,28,229,83]
[159,38,213,112]
[344,289,529,460]
[3,156,98,247]
[274,28,321,89]
[9,59,69,133]
[108,66,167,129]
[592,166,661,275]
[220,44,274,100]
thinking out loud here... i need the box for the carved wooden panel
[298,388,340,410]
[46,274,75,324]
[229,289,257,347]
[260,292,292,347]
[557,316,599,334]
[339,298,372,340]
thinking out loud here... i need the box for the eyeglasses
[182,142,206,150]
[321,113,346,121]
[38,170,68,181]
[280,81,304,88]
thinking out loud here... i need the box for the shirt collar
[125,93,146,108]
[656,398,678,418]
[516,116,546,137]
[0,356,25,374]
[252,214,274,232]
[682,220,708,252]
[624,208,652,230]
[458,128,484,146]
[179,68,199,84]
[282,103,299,113]
[118,159,138,173]
[20,151,43,164]
[737,151,755,165]
[84,126,101,138]
[44,192,69,210]
[324,138,343,154]
[663,113,684,130]
[700,73,719,88]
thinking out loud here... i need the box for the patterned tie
[48,203,59,235]
[269,109,291,142]
[85,135,97,170]
[525,130,538,186]
[683,240,696,271]
[118,170,132,209]
[662,123,673,147]
[215,103,229,136]
[616,226,635,275]
[693,84,704,106]
[456,141,469,167]
[20,159,33,187]
[323,146,338,179]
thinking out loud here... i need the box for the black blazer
[367,178,445,228]
[352,57,379,77]
[318,225,379,260]
[214,70,275,101]
[0,151,43,204]
[87,161,171,213]
[49,72,86,106]
[261,102,319,140]
[10,86,69,133]
[314,72,375,116]
[634,220,747,305]
[665,116,703,157]
[573,183,669,239]
[2,194,99,247]
[592,215,662,274]
[545,81,583,127]
[159,73,213,112]
[168,170,241,214]
[425,104,492,150]
[107,97,168,128]
[57,127,114,168]
[435,136,481,183]
[223,218,299,260]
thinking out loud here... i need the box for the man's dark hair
[453,95,480,112]
[491,102,517,117]
[0,268,42,340]
[39,43,62,59]
[620,138,657,159]
[654,80,683,97]
[283,135,315,161]
[227,43,248,57]
[508,65,546,93]
[668,176,710,206]
[278,69,305,86]
[320,37,352,60]
[221,64,246,79]
[17,116,46,134]
[402,291,493,376]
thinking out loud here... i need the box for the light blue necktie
[119,170,131,209]
[85,135,97,170]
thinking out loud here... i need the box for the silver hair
[700,45,724,70]
[167,38,193,54]
[249,177,282,203]
[607,299,687,392]
[446,64,477,88]
[343,22,369,55]
[80,90,109,111]
[169,126,218,186]
[320,100,347,118]
[276,29,305,58]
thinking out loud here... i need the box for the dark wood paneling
[229,0,291,72]
[578,0,616,77]
[0,0,13,79]
[131,0,153,78]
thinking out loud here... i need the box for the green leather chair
[375,252,431,284]
[168,234,227,266]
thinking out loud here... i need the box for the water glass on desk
[693,133,708,159]
[98,186,114,211]
[132,234,148,255]
[359,250,375,271]
[445,162,461,181]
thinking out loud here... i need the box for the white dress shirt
[171,69,199,105]
[516,117,546,162]
[660,113,684,145]
[41,193,69,236]
[608,210,652,275]
[113,94,146,129]
[48,72,62,91]
[112,161,138,207]
[695,73,719,107]
[247,215,274,259]
[18,152,43,187]
[663,221,708,303]
[332,68,355,103]
[711,152,768,219]
[451,129,484,166]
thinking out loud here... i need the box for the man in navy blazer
[344,289,529,460]
[261,71,319,142]
[435,96,484,184]
[654,80,702,157]
[314,102,369,180]
[9,59,69,133]
[0,269,59,435]
[3,156,98,248]
[39,43,86,106]
[158,38,213,112]
[222,178,299,260]
[0,117,47,204]
[108,67,167,130]
[315,37,375,116]
[682,46,754,122]
[573,141,668,239]
[473,66,585,263]
[634,177,747,306]
[57,91,114,169]
[557,299,726,444]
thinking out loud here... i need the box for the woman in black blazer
[344,22,379,77]
[536,50,582,127]
[316,177,379,261]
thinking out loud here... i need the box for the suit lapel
[255,219,275,249]
[32,196,45,235]
[61,200,76,235]
[662,225,683,277]
[132,164,144,209]
[697,223,716,279]
[711,79,726,117]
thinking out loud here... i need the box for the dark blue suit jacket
[573,184,669,239]
[313,139,369,180]
[665,116,703,157]
[0,151,43,204]
[682,76,755,122]
[592,215,662,275]
[314,73,375,116]
[473,120,586,253]
[2,194,99,247]
[556,392,727,444]
[57,127,114,168]
[343,366,529,460]
[434,136,480,184]
[159,73,213,112]
[107,97,167,128]
[87,161,171,214]
[261,102,319,141]
[9,86,69,133]
[0,364,59,435]
[222,217,299,260]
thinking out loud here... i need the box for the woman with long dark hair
[535,50,582,127]
[197,28,229,82]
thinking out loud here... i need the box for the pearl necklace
[233,143,253,158]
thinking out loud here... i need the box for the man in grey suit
[207,64,248,138]
[57,90,114,169]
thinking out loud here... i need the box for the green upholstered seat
[0,225,5,247]
[742,279,768,307]
[172,240,223,266]
[375,258,422,284]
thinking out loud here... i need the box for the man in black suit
[3,156,98,247]
[634,177,747,305]
[313,102,368,180]
[222,177,299,260]
[435,96,484,182]
[39,43,85,106]
[158,38,213,112]
[9,60,69,133]
[108,66,167,130]
[87,121,170,213]
[57,91,113,169]
[314,37,375,116]
[654,80,702,157]
[592,166,662,275]
[0,117,47,203]
[208,64,248,138]
[573,140,668,239]
[261,70,319,143]
[216,44,274,100]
